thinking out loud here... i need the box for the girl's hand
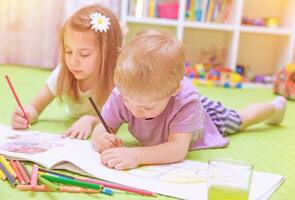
[63,115,97,140]
[11,105,39,129]
[92,130,122,153]
[101,147,140,170]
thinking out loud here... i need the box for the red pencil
[9,160,25,184]
[5,75,30,124]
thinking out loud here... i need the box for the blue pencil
[0,162,17,187]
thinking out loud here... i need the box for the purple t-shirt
[102,77,229,150]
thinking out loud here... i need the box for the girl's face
[64,27,99,81]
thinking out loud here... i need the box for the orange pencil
[16,185,51,192]
[9,160,25,184]
[16,185,101,193]
[5,75,30,125]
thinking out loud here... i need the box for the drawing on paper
[126,161,208,184]
[0,133,64,155]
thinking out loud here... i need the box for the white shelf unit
[120,0,295,76]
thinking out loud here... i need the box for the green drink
[207,159,253,200]
[208,185,249,200]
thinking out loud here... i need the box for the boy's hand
[101,147,140,170]
[11,105,38,129]
[63,115,97,140]
[92,130,122,153]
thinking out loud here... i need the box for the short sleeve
[101,88,127,131]
[169,96,204,134]
[46,65,61,96]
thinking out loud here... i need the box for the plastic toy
[273,64,295,100]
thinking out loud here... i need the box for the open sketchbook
[0,124,284,199]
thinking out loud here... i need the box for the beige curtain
[0,0,121,69]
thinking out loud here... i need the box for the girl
[11,5,123,139]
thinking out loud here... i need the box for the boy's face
[64,27,99,81]
[121,94,171,119]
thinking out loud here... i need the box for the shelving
[120,0,295,76]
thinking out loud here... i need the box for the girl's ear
[171,84,182,97]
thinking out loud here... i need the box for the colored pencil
[16,185,101,193]
[15,161,30,184]
[59,186,101,193]
[0,156,17,177]
[16,185,51,192]
[9,160,25,184]
[5,75,30,124]
[41,174,102,190]
[88,97,111,133]
[38,175,59,191]
[0,162,17,187]
[75,177,156,196]
[39,168,74,179]
[40,168,155,196]
[20,161,31,178]
[30,164,38,188]
[0,167,6,180]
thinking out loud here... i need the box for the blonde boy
[92,30,286,170]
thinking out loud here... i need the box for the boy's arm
[92,123,122,152]
[134,132,194,165]
[100,132,198,170]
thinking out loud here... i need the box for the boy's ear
[171,85,182,97]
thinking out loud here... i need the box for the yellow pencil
[0,168,6,180]
[0,156,17,178]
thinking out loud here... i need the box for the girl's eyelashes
[80,53,91,57]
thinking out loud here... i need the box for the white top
[46,66,95,117]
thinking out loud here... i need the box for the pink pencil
[5,75,30,124]
[30,164,38,188]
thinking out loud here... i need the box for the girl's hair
[114,30,185,102]
[57,5,122,109]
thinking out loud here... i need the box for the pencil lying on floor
[5,75,30,126]
[39,167,155,196]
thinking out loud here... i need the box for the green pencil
[41,174,102,190]
[38,175,59,191]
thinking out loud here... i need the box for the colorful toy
[273,63,295,100]
[185,63,243,89]
[242,16,280,28]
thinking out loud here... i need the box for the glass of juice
[207,159,253,200]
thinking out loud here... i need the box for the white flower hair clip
[89,12,111,33]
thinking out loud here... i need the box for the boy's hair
[115,30,185,102]
[57,5,122,109]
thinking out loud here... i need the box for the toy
[185,63,243,89]
[273,64,295,100]
[266,17,279,28]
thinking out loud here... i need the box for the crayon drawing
[125,160,208,184]
[0,133,64,155]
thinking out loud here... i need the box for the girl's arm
[12,85,54,129]
[30,85,54,114]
